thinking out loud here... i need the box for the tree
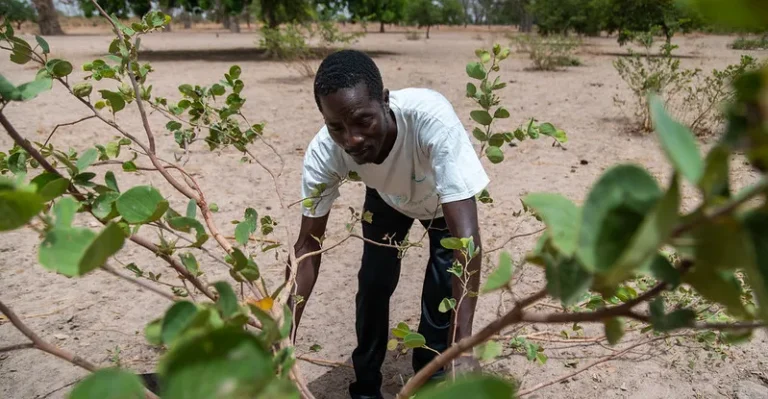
[0,0,37,30]
[80,0,151,19]
[348,0,406,33]
[406,0,464,38]
[603,0,684,44]
[31,0,63,35]
[528,0,608,36]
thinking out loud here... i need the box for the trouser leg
[349,188,414,398]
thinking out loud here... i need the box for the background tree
[31,0,63,35]
[80,0,151,19]
[348,0,406,33]
[0,0,37,30]
[406,0,464,38]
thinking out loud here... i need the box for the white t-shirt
[300,87,490,221]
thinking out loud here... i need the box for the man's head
[313,49,394,165]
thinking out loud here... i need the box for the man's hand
[448,355,481,376]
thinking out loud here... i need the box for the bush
[731,35,768,50]
[405,30,421,40]
[512,34,582,71]
[0,0,36,29]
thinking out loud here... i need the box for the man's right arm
[287,212,330,341]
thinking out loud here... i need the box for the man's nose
[344,132,365,150]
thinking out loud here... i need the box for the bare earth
[2,22,768,399]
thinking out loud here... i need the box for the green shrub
[512,34,582,71]
[730,35,768,50]
[405,30,421,40]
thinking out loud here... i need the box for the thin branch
[0,112,57,173]
[397,289,547,398]
[0,343,34,353]
[101,265,176,301]
[298,355,353,369]
[44,115,96,146]
[486,227,546,254]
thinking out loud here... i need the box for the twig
[0,343,34,353]
[101,265,176,301]
[517,335,678,396]
[44,115,96,146]
[298,355,353,369]
[485,227,546,254]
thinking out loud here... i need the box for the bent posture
[290,49,488,399]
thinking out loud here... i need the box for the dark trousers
[349,187,456,398]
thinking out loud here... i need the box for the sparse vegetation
[512,33,582,71]
[730,35,768,50]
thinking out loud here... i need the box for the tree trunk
[426,25,431,39]
[31,0,63,35]
[229,15,240,33]
[244,8,250,29]
[379,21,385,33]
[183,11,192,29]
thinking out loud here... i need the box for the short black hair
[313,49,384,110]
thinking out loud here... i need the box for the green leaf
[603,175,680,287]
[476,49,491,63]
[116,186,169,224]
[440,237,464,250]
[10,37,32,64]
[235,221,254,246]
[0,74,18,100]
[229,65,242,79]
[213,281,239,318]
[649,298,695,332]
[122,161,137,172]
[485,146,504,164]
[53,196,79,227]
[737,209,768,322]
[38,177,69,202]
[488,133,504,147]
[76,148,99,171]
[649,95,703,184]
[698,145,730,202]
[144,318,162,345]
[403,333,426,348]
[521,193,580,256]
[39,227,94,275]
[211,84,226,96]
[470,110,493,126]
[46,59,73,78]
[167,216,208,247]
[472,127,488,141]
[648,254,680,288]
[35,36,50,54]
[474,340,503,361]
[78,222,125,275]
[684,268,750,318]
[16,76,52,100]
[577,165,662,273]
[105,171,119,193]
[414,375,515,399]
[92,192,120,220]
[69,368,144,399]
[482,252,515,293]
[99,90,126,113]
[72,82,93,98]
[161,301,198,345]
[179,253,199,275]
[539,122,567,143]
[545,257,593,306]
[494,107,510,119]
[694,217,752,272]
[158,328,275,398]
[466,82,477,97]
[392,322,411,339]
[310,344,322,352]
[604,318,624,345]
[0,189,44,231]
[438,298,457,313]
[185,199,196,219]
[387,339,398,351]
[465,62,486,80]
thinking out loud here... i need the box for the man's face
[318,82,390,165]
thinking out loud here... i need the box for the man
[289,49,487,399]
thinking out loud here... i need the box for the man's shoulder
[391,87,462,129]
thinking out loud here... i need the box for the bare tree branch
[44,115,96,146]
[101,264,176,301]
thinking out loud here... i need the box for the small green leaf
[235,221,254,246]
[179,253,199,275]
[488,133,504,147]
[403,333,426,348]
[186,199,197,219]
[211,84,226,96]
[144,318,162,345]
[392,322,411,339]
[362,211,373,224]
[649,95,703,184]
[105,171,119,193]
[0,188,44,231]
[53,196,79,227]
[545,257,592,306]
[38,178,69,202]
[521,193,580,256]
[387,339,398,351]
[493,107,510,119]
[482,252,515,293]
[122,161,137,172]
[167,216,208,247]
[92,192,120,220]
[648,254,680,287]
[309,344,322,352]
[16,76,52,100]
[35,36,50,54]
[438,297,456,313]
[69,368,144,399]
[474,340,503,361]
[213,281,239,318]
[209,203,219,212]
[46,59,73,78]
[415,375,515,399]
[440,237,464,250]
[161,301,198,345]
[78,222,126,275]
[466,62,486,80]
[485,146,504,164]
[72,82,93,98]
[76,148,99,171]
[466,82,477,97]
[604,318,624,345]
[99,90,126,113]
[116,186,169,224]
[472,127,488,141]
[229,65,242,79]
[649,298,695,332]
[470,110,493,126]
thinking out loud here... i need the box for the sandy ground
[2,21,768,399]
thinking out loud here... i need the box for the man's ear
[383,88,390,107]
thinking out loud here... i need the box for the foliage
[512,33,582,71]
[79,0,153,19]
[0,0,37,30]
[404,0,464,38]
[347,0,406,32]
[529,0,609,36]
[730,35,768,50]
[405,30,422,40]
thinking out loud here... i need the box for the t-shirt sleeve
[422,119,490,204]
[300,133,347,218]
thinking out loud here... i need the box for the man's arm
[441,197,482,342]
[287,213,330,341]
